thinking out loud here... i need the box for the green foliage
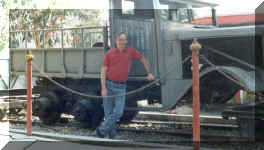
[9,9,102,48]
[0,0,35,52]
[0,0,6,8]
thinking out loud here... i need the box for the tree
[0,0,37,52]
[9,9,102,48]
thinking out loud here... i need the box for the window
[159,3,169,21]
[122,0,135,15]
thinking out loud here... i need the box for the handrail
[9,26,109,33]
[9,26,109,49]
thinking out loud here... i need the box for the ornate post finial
[190,38,202,52]
[25,50,34,61]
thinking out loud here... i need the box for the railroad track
[0,88,39,96]
[134,112,236,125]
[118,119,250,143]
[7,118,238,130]
[0,90,254,143]
[0,94,39,120]
[117,127,250,143]
[7,115,251,144]
[129,119,238,129]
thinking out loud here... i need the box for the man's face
[116,34,127,50]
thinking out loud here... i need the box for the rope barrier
[30,44,262,102]
[32,56,192,99]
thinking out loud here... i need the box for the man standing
[96,32,154,139]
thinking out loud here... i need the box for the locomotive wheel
[199,71,240,107]
[72,96,104,130]
[0,109,6,121]
[118,99,138,124]
[237,117,255,139]
[34,92,61,125]
[9,108,23,115]
[255,119,264,139]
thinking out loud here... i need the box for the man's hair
[114,32,127,48]
[115,32,126,40]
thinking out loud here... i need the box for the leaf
[9,9,102,48]
[21,0,25,6]
[1,0,7,8]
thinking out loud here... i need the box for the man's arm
[140,57,151,74]
[101,66,108,96]
[139,57,155,81]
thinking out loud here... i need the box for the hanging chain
[31,46,264,102]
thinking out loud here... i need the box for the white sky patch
[46,0,109,9]
[34,0,263,10]
[201,0,263,15]
[35,0,110,23]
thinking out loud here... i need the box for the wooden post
[189,39,201,150]
[26,50,34,136]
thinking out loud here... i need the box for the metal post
[103,26,109,52]
[0,74,8,89]
[187,9,193,24]
[189,39,201,150]
[25,50,34,136]
[212,8,218,26]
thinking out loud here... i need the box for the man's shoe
[96,129,105,138]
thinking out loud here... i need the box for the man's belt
[106,79,126,84]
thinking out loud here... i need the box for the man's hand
[140,57,154,81]
[146,73,155,81]
[101,65,108,97]
[101,87,107,97]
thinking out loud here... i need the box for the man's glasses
[117,38,127,41]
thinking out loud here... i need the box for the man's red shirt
[103,46,143,82]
